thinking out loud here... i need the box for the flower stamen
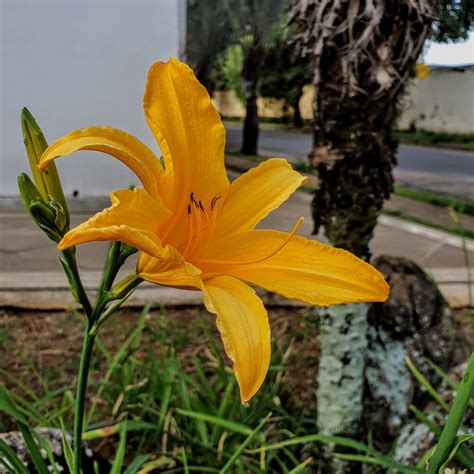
[198,217,304,266]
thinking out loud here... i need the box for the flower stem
[73,319,96,474]
[61,248,92,318]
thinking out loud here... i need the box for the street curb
[0,269,471,310]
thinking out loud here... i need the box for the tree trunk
[241,39,265,156]
[195,57,213,95]
[242,94,259,155]
[291,93,303,128]
[317,303,368,472]
[290,1,435,469]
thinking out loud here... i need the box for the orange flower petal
[199,231,389,306]
[215,158,306,237]
[58,188,171,257]
[202,276,271,403]
[39,127,166,198]
[143,58,229,211]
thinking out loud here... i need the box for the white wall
[398,67,474,134]
[0,0,185,197]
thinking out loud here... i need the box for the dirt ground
[0,306,319,426]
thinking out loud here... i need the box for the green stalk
[98,241,121,295]
[426,351,474,473]
[61,248,93,318]
[73,320,96,474]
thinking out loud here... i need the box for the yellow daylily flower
[39,58,389,402]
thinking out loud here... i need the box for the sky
[424,31,474,66]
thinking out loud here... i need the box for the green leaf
[17,425,49,474]
[87,308,148,423]
[405,357,449,411]
[427,359,474,409]
[109,424,127,474]
[60,419,74,473]
[34,432,61,474]
[82,420,157,441]
[0,438,29,474]
[333,453,423,473]
[426,351,474,473]
[439,434,474,470]
[0,383,49,474]
[123,454,151,474]
[58,255,81,304]
[247,434,374,454]
[0,383,29,424]
[219,412,272,473]
[134,456,175,473]
[175,408,253,436]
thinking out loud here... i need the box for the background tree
[211,45,244,102]
[236,0,288,155]
[289,0,473,469]
[260,21,312,128]
[186,0,236,94]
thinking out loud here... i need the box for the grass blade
[427,351,474,473]
[83,420,157,441]
[176,408,253,436]
[123,454,151,474]
[0,438,30,474]
[110,423,127,474]
[18,424,49,474]
[427,359,474,409]
[60,419,74,473]
[440,434,474,470]
[247,434,375,454]
[405,357,449,411]
[333,453,423,473]
[87,307,149,423]
[219,412,272,473]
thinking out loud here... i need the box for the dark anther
[190,192,198,206]
[187,203,192,215]
[211,195,222,210]
[198,200,205,212]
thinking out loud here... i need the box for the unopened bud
[18,173,69,243]
[18,173,44,209]
[21,108,69,226]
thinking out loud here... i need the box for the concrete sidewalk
[1,188,473,308]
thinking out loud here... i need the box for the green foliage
[383,209,474,239]
[394,186,474,216]
[394,130,474,151]
[186,0,239,91]
[212,45,244,100]
[434,0,474,42]
[1,313,473,472]
[260,20,312,122]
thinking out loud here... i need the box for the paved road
[225,126,474,201]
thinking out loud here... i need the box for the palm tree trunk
[290,1,435,469]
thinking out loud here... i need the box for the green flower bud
[21,107,69,226]
[18,173,69,243]
[17,173,44,210]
